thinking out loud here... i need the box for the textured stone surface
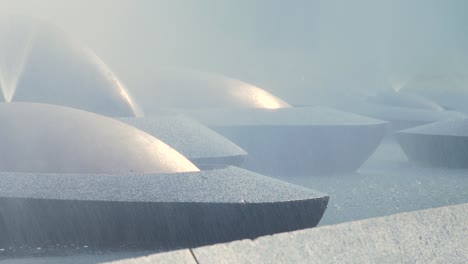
[186,107,387,175]
[119,116,246,168]
[0,16,138,117]
[0,166,328,249]
[190,204,467,264]
[108,250,196,264]
[2,142,467,263]
[100,204,467,264]
[397,118,468,167]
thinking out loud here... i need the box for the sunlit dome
[0,103,199,174]
[0,16,139,117]
[119,114,247,168]
[397,117,468,168]
[129,68,291,112]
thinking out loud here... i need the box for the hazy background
[1,0,467,103]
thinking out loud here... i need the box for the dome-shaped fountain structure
[397,117,468,168]
[129,68,291,112]
[119,114,247,168]
[187,107,387,176]
[335,90,464,132]
[0,17,139,117]
[0,102,198,174]
[130,69,386,175]
[0,103,329,250]
[400,76,468,114]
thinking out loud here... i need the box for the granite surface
[0,166,328,250]
[119,116,246,166]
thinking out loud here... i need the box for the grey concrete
[102,204,467,264]
[190,204,467,264]
[0,17,138,117]
[119,115,247,168]
[6,204,466,263]
[0,166,328,250]
[397,118,468,168]
[2,138,466,263]
[186,106,387,176]
[109,250,195,264]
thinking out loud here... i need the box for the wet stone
[0,166,328,250]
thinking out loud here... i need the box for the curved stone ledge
[0,166,328,249]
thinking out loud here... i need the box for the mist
[1,0,468,104]
[0,1,467,262]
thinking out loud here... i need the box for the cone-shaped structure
[0,103,199,174]
[129,68,291,112]
[336,96,464,132]
[185,107,387,176]
[120,115,247,168]
[397,117,468,168]
[0,16,139,116]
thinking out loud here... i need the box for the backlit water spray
[0,18,37,102]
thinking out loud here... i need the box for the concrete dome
[0,103,199,174]
[129,68,291,112]
[119,114,247,168]
[0,17,139,117]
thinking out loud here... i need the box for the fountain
[0,17,140,117]
[0,17,37,102]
